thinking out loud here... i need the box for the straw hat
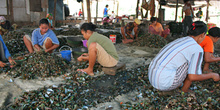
[134,18,141,25]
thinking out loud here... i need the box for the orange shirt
[199,36,214,53]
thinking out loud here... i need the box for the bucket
[109,35,116,44]
[82,40,88,48]
[59,45,72,61]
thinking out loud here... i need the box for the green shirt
[88,32,119,61]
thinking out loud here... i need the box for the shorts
[165,62,188,91]
[120,27,135,36]
[24,35,51,51]
[96,43,118,67]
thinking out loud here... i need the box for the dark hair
[208,27,220,38]
[188,21,207,36]
[150,17,157,22]
[106,5,108,7]
[80,22,96,32]
[184,0,189,3]
[39,18,49,26]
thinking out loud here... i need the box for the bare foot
[122,39,133,44]
[77,68,94,76]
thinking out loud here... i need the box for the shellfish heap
[3,31,28,55]
[130,34,167,48]
[6,51,72,80]
[8,62,220,109]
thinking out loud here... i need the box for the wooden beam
[117,1,119,16]
[82,1,85,20]
[86,0,91,22]
[175,0,179,22]
[206,0,209,22]
[53,0,57,27]
[9,0,13,23]
[95,0,98,24]
[6,0,9,20]
[136,0,140,18]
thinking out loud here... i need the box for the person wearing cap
[149,17,170,38]
[120,18,141,44]
[0,16,12,35]
[199,27,220,73]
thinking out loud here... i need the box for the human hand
[212,73,220,81]
[81,53,88,56]
[0,61,6,68]
[77,56,83,62]
[9,59,16,68]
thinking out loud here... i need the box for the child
[199,27,220,73]
[46,13,54,30]
[23,18,59,53]
[148,21,219,92]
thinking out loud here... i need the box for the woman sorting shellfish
[149,17,170,38]
[148,21,220,92]
[23,18,59,53]
[0,34,16,67]
[77,22,119,76]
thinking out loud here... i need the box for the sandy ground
[0,43,160,109]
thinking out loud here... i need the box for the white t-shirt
[148,36,203,91]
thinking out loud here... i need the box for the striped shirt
[148,36,203,91]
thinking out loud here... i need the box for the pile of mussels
[5,52,72,80]
[8,61,220,109]
[131,33,167,48]
[3,31,28,54]
[53,28,82,36]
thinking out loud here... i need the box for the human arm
[204,52,220,63]
[45,44,59,53]
[182,73,219,92]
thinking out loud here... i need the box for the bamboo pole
[136,0,140,18]
[175,0,179,22]
[206,0,209,22]
[86,0,91,22]
[53,0,57,27]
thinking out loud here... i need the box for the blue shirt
[0,35,11,59]
[104,7,108,17]
[32,28,59,46]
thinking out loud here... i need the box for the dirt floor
[0,42,160,109]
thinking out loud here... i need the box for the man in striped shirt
[148,21,220,92]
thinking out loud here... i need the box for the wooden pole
[6,0,9,20]
[9,0,13,23]
[117,1,119,16]
[82,1,85,20]
[175,0,179,22]
[53,0,57,27]
[86,0,91,22]
[206,0,209,22]
[136,0,140,18]
[95,0,98,24]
